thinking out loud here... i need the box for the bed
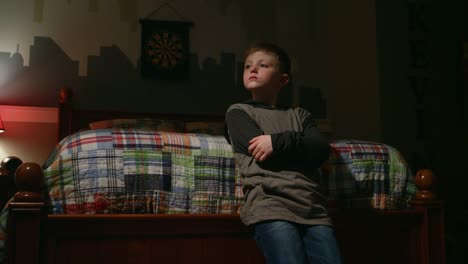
[1,88,445,264]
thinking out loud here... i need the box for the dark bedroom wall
[323,0,381,141]
[376,0,467,262]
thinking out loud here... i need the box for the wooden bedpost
[58,87,73,141]
[410,169,446,264]
[7,162,45,264]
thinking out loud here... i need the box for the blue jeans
[253,221,342,264]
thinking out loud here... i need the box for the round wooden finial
[14,162,44,193]
[413,169,436,201]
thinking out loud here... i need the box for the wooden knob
[413,169,436,201]
[1,156,23,175]
[14,162,44,193]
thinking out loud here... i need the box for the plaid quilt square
[113,129,163,150]
[193,134,233,157]
[122,150,171,192]
[171,153,195,193]
[162,132,197,155]
[59,130,113,154]
[350,141,389,160]
[194,155,236,196]
[74,150,125,192]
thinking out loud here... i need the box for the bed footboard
[7,163,263,264]
[331,168,445,264]
[7,163,446,264]
[44,214,262,264]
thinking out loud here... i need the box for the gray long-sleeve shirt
[225,101,332,226]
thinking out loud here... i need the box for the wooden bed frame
[4,88,446,264]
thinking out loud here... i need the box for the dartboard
[140,19,192,80]
[145,31,184,69]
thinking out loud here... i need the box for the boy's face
[243,51,288,93]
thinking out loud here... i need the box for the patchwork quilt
[43,129,243,214]
[42,130,415,214]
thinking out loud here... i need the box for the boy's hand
[248,135,273,162]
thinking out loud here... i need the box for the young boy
[225,43,342,264]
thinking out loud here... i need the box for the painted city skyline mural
[0,36,326,116]
[0,0,327,116]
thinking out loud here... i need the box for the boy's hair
[244,42,291,78]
